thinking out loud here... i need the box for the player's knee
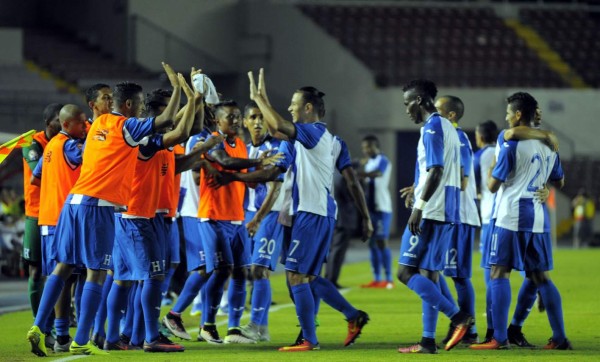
[29,264,42,280]
[396,266,414,285]
[376,239,388,249]
[286,271,306,286]
[52,263,74,280]
[231,267,246,280]
[530,271,550,285]
[252,266,269,280]
[85,268,107,285]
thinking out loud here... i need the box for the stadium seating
[298,4,568,88]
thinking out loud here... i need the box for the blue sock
[260,284,272,326]
[173,272,206,314]
[161,268,176,298]
[491,278,511,343]
[105,283,129,344]
[34,275,64,328]
[74,282,103,345]
[484,268,493,330]
[313,292,321,317]
[537,280,566,343]
[44,309,55,335]
[251,279,270,325]
[55,317,69,337]
[130,283,145,346]
[369,247,382,281]
[511,278,537,327]
[310,276,357,320]
[407,274,459,318]
[422,300,438,339]
[200,286,206,327]
[438,276,456,305]
[74,277,84,322]
[454,278,477,334]
[291,283,317,345]
[228,277,246,328]
[203,272,228,324]
[121,283,136,338]
[382,247,392,282]
[92,273,113,337]
[141,278,162,343]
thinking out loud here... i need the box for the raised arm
[248,69,296,139]
[154,62,182,129]
[174,135,224,174]
[162,73,195,148]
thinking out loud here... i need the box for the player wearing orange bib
[27,63,181,357]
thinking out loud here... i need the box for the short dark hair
[477,120,498,144]
[85,83,110,104]
[214,99,239,117]
[113,82,143,107]
[145,88,172,117]
[402,79,438,100]
[42,103,64,125]
[507,92,538,122]
[439,95,464,121]
[244,101,259,117]
[296,86,326,118]
[362,134,379,147]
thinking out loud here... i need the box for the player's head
[85,83,112,118]
[434,95,464,123]
[361,134,380,157]
[289,86,325,123]
[59,104,87,140]
[402,79,438,124]
[43,103,64,139]
[475,120,498,148]
[506,92,538,128]
[243,101,266,140]
[145,88,172,117]
[214,100,241,136]
[113,82,144,118]
[533,107,542,127]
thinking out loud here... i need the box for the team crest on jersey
[93,129,109,141]
[44,151,52,163]
[28,149,39,161]
[161,163,168,176]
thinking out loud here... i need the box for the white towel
[192,74,220,105]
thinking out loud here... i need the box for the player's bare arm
[154,62,182,129]
[342,167,374,241]
[409,166,443,235]
[162,73,196,148]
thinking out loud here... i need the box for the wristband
[414,199,427,211]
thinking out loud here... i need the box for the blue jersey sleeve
[458,130,472,177]
[32,157,43,179]
[423,119,444,170]
[123,117,156,146]
[275,140,294,172]
[294,123,326,149]
[335,138,352,172]
[549,152,564,181]
[496,130,506,146]
[138,134,165,159]
[413,159,419,186]
[376,155,390,174]
[63,139,83,168]
[492,140,517,182]
[473,148,482,190]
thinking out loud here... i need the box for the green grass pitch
[1,248,599,361]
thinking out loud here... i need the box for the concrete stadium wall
[0,29,22,64]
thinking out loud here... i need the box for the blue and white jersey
[492,137,564,232]
[330,135,353,220]
[489,130,506,221]
[290,122,336,218]
[246,135,285,213]
[457,128,481,227]
[179,128,211,218]
[275,140,296,226]
[414,113,462,223]
[364,152,392,213]
[474,144,496,225]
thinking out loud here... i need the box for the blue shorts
[157,216,180,266]
[369,211,392,244]
[443,223,475,278]
[182,216,205,271]
[279,225,293,266]
[480,220,495,269]
[55,203,114,270]
[40,226,56,276]
[251,211,284,271]
[113,215,165,280]
[489,226,553,272]
[198,220,250,273]
[285,212,334,276]
[398,220,455,271]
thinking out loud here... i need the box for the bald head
[59,104,87,139]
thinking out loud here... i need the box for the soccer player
[32,105,87,352]
[358,134,393,289]
[471,92,571,350]
[26,62,182,357]
[395,80,472,354]
[22,102,62,345]
[248,69,371,352]
[434,95,481,344]
[85,83,113,127]
[105,73,195,353]
[197,100,281,344]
